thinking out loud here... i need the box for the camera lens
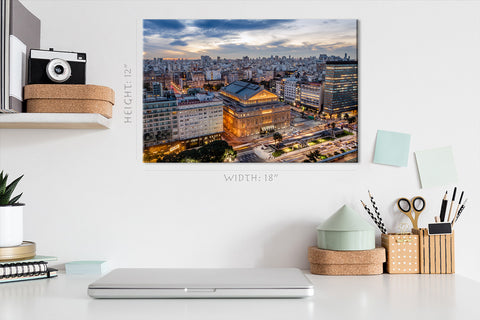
[54,65,64,75]
[46,59,72,83]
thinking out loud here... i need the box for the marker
[439,191,448,222]
[447,187,457,222]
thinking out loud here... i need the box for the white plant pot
[0,205,24,247]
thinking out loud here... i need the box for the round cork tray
[0,241,36,262]
[24,84,115,119]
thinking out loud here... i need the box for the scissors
[397,196,426,230]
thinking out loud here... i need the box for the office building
[300,83,323,111]
[323,61,358,118]
[205,70,222,81]
[284,77,298,104]
[143,93,223,149]
[176,94,224,148]
[143,95,179,148]
[220,81,290,137]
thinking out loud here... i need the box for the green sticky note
[415,146,458,189]
[373,130,411,167]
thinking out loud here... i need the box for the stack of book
[1,0,40,112]
[0,255,57,283]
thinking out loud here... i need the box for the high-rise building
[143,95,179,148]
[300,83,323,111]
[284,77,298,104]
[323,61,358,118]
[220,81,290,137]
[143,92,223,149]
[176,94,224,148]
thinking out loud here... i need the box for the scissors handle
[397,198,417,229]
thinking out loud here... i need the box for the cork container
[308,246,385,275]
[24,84,115,118]
[412,228,455,274]
[381,233,420,274]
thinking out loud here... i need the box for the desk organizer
[381,233,419,274]
[308,246,385,275]
[412,228,455,274]
[24,84,115,118]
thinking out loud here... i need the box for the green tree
[273,132,283,147]
[198,140,236,162]
[330,122,336,138]
[306,150,321,162]
[348,116,356,124]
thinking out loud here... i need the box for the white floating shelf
[0,113,111,129]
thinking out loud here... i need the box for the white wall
[1,0,480,281]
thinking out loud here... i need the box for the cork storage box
[308,247,386,275]
[381,233,419,274]
[24,84,115,118]
[412,228,455,274]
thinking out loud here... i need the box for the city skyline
[144,19,357,60]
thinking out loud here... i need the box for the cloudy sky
[144,19,357,60]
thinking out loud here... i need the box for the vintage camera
[28,48,86,84]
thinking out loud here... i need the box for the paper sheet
[415,146,458,189]
[373,130,411,167]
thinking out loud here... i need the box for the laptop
[88,268,314,299]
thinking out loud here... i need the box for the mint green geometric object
[374,130,411,167]
[316,205,375,251]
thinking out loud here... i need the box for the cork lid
[317,205,374,232]
[24,84,115,105]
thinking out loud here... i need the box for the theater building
[220,81,290,138]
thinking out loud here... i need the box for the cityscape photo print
[143,19,358,163]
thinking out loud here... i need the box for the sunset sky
[144,19,357,60]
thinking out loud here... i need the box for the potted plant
[0,171,24,247]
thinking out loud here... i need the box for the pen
[453,198,468,226]
[439,191,448,222]
[447,187,457,222]
[453,191,464,222]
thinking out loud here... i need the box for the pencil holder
[381,233,420,274]
[412,228,455,274]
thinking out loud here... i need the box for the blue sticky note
[373,130,411,167]
[415,146,458,189]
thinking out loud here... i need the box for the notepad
[415,146,458,189]
[373,130,411,167]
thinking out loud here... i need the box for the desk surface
[1,272,479,320]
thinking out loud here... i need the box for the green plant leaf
[2,175,23,205]
[0,172,7,194]
[8,193,23,205]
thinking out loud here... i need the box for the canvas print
[143,19,358,163]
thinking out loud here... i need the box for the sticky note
[373,130,411,167]
[415,146,458,189]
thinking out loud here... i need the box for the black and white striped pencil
[368,190,387,234]
[361,200,386,234]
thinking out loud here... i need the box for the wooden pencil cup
[381,233,420,274]
[412,228,455,274]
